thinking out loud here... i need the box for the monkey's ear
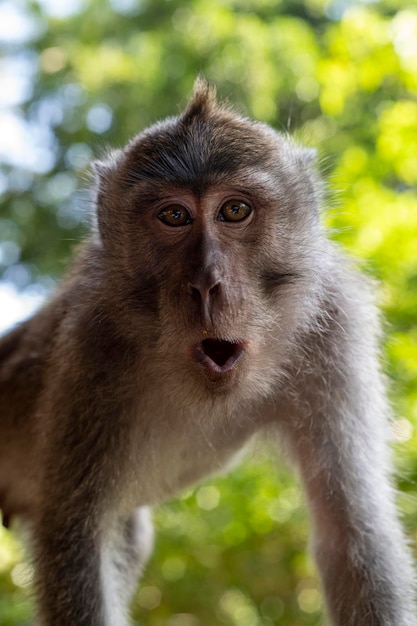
[90,150,124,239]
[181,76,218,122]
[91,149,124,195]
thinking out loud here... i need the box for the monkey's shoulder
[0,313,52,387]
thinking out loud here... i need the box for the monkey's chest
[127,402,254,507]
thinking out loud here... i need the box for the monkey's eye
[217,200,252,223]
[158,205,192,227]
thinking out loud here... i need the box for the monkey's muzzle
[193,338,244,374]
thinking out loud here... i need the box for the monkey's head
[93,79,327,398]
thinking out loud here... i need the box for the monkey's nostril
[188,280,221,303]
[188,284,201,302]
[208,281,221,299]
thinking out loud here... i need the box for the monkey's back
[0,303,63,522]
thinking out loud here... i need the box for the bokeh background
[0,0,416,624]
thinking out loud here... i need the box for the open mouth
[193,338,244,374]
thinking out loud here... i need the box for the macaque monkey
[0,79,415,626]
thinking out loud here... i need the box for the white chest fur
[124,391,258,508]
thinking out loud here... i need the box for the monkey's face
[95,97,324,396]
[131,181,262,387]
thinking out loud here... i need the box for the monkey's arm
[277,279,416,625]
[35,496,152,626]
[31,311,145,626]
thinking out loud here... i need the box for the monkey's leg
[32,463,153,626]
[32,403,140,623]
[279,345,416,625]
[33,495,153,626]
[27,312,156,625]
[34,503,108,626]
[101,507,154,622]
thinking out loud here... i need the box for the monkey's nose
[188,279,221,304]
[187,275,222,327]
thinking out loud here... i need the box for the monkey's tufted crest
[180,77,219,123]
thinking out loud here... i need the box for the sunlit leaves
[377,101,417,185]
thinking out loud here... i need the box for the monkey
[0,78,415,626]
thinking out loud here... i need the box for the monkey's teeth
[194,339,244,373]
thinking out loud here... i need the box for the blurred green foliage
[0,0,416,623]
